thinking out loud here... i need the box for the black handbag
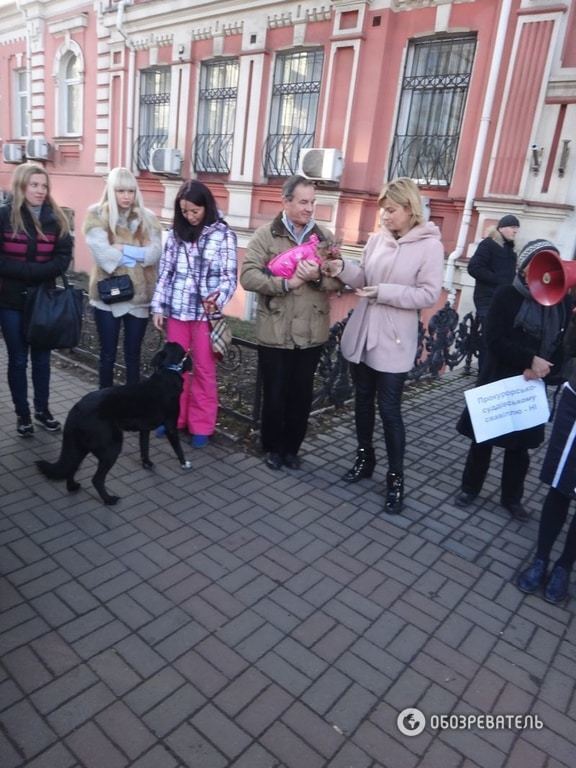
[24,273,83,350]
[97,274,134,304]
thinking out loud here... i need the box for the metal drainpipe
[115,1,135,168]
[444,0,514,304]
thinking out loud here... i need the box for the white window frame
[13,69,30,138]
[53,40,84,137]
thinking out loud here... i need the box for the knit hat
[517,239,559,273]
[497,214,520,229]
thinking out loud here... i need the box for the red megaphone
[527,250,576,306]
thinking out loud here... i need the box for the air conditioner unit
[298,148,344,182]
[149,147,182,175]
[26,137,51,161]
[2,143,24,164]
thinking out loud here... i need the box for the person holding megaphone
[455,240,573,522]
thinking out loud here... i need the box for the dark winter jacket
[0,203,73,310]
[467,229,517,315]
[457,285,571,449]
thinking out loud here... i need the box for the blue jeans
[94,308,149,388]
[0,307,51,417]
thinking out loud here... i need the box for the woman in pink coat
[323,178,444,513]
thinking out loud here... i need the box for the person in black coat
[0,163,73,437]
[468,214,519,371]
[516,315,576,604]
[455,239,571,521]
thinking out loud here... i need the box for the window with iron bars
[194,59,239,174]
[135,67,171,170]
[264,49,324,177]
[389,35,476,187]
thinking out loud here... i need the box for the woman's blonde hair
[97,166,154,241]
[10,162,70,238]
[377,177,425,229]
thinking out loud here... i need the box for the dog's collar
[163,363,185,373]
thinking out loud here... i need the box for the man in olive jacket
[240,175,340,470]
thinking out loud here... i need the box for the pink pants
[166,318,217,436]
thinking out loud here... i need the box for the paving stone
[326,683,378,733]
[30,631,81,676]
[236,684,293,737]
[282,701,344,757]
[214,668,271,716]
[173,649,228,695]
[301,667,352,716]
[2,646,53,693]
[0,698,58,759]
[141,683,206,737]
[352,721,419,768]
[191,703,252,758]
[95,701,157,760]
[260,721,324,768]
[122,667,185,717]
[65,722,128,768]
[31,665,98,715]
[23,742,78,768]
[88,649,141,696]
[112,634,166,677]
[226,744,279,767]
[128,745,180,768]
[46,682,116,736]
[166,722,228,767]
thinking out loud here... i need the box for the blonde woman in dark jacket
[84,167,162,388]
[0,163,72,437]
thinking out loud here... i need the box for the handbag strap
[58,272,71,289]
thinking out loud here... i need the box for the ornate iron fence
[60,293,480,431]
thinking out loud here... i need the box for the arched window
[54,41,84,137]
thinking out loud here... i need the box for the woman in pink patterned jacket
[151,180,237,447]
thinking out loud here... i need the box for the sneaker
[17,415,34,438]
[516,558,548,594]
[34,410,61,432]
[191,434,209,448]
[155,425,167,438]
[544,564,570,605]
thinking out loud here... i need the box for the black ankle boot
[342,448,375,483]
[385,471,404,514]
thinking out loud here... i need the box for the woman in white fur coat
[84,167,162,388]
[322,177,444,513]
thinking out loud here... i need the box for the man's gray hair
[282,175,315,201]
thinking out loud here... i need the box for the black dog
[36,341,192,505]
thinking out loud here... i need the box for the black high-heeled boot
[342,447,375,483]
[385,471,404,514]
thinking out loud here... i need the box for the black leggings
[351,362,407,473]
[536,487,576,569]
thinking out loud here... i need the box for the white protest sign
[464,375,550,443]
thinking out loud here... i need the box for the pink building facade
[1,0,575,320]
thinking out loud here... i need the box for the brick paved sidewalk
[1,350,575,768]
